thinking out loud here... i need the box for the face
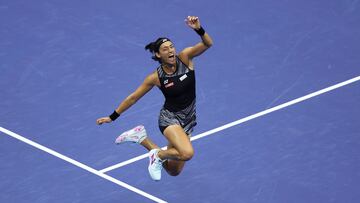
[156,41,176,65]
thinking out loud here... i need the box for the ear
[155,52,161,59]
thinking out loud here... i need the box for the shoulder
[178,49,194,70]
[144,70,161,87]
[178,48,191,63]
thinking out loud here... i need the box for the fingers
[96,116,113,125]
[96,117,107,125]
[186,16,199,23]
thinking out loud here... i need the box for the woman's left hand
[185,16,201,30]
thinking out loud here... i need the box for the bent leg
[140,137,159,151]
[163,143,186,176]
[157,125,194,176]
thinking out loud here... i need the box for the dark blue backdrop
[1,0,359,202]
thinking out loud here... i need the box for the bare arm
[114,73,155,115]
[96,72,158,125]
[179,16,213,65]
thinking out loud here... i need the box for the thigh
[163,125,193,154]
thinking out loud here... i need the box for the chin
[165,60,176,66]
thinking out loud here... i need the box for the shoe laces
[154,159,163,170]
[151,150,163,170]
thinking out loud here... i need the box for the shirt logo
[165,82,174,88]
[164,79,169,85]
[179,74,187,81]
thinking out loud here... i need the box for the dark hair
[145,37,171,63]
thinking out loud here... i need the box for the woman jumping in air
[96,16,213,181]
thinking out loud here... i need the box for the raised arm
[96,72,158,125]
[180,16,213,63]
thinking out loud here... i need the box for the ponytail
[144,37,171,63]
[145,41,160,62]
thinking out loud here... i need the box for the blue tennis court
[1,0,360,202]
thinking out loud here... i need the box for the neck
[161,62,177,75]
[162,62,175,69]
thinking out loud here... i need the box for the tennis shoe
[115,125,147,144]
[148,149,164,181]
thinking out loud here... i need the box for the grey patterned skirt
[158,100,197,135]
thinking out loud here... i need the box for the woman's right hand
[96,117,112,125]
[185,16,201,30]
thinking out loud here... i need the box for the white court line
[100,75,360,173]
[0,127,167,203]
[100,146,168,173]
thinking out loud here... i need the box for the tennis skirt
[158,100,197,135]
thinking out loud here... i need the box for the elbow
[205,40,213,48]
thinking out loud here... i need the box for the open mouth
[168,54,175,59]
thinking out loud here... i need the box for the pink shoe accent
[134,125,144,132]
[115,135,126,143]
[115,125,147,144]
[150,153,155,165]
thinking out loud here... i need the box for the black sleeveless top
[157,56,196,112]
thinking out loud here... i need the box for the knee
[168,169,182,176]
[179,149,194,161]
